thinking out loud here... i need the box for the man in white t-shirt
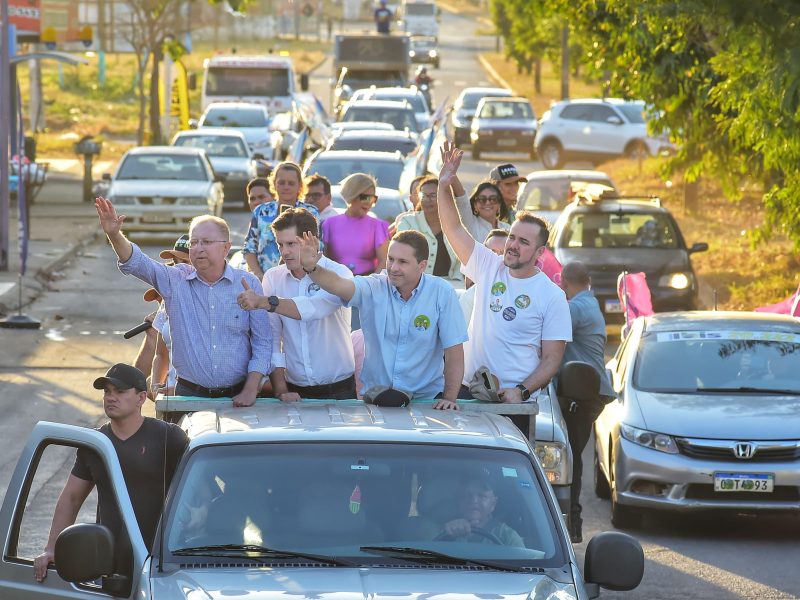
[438,141,572,410]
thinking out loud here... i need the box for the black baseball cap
[489,163,527,183]
[93,364,147,392]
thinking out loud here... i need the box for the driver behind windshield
[442,477,524,547]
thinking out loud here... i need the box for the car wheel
[625,140,648,160]
[594,445,611,500]
[539,139,563,169]
[471,143,481,160]
[610,446,643,529]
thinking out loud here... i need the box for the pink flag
[617,272,654,325]
[536,248,563,286]
[755,282,800,316]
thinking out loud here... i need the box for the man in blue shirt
[296,229,467,409]
[559,260,615,543]
[96,197,272,407]
[374,0,393,34]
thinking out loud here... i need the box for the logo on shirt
[414,314,431,331]
[491,281,507,296]
[503,307,517,321]
[308,283,321,294]
[514,294,531,309]
[489,298,503,313]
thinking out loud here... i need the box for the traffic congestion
[0,1,799,600]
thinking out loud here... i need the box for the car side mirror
[689,242,709,254]
[188,118,198,129]
[102,172,111,181]
[606,115,623,125]
[299,73,310,91]
[55,523,115,583]
[584,531,644,595]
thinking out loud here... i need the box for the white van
[201,55,296,114]
[399,1,439,39]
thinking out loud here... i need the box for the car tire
[539,139,563,169]
[625,139,649,160]
[471,144,481,160]
[594,446,611,500]
[610,446,643,529]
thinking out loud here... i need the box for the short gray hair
[189,215,230,241]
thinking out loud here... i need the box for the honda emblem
[734,442,754,459]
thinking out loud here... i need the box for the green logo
[414,314,431,331]
[515,294,531,309]
[491,281,507,296]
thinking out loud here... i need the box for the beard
[503,250,535,270]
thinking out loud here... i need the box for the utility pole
[560,26,569,100]
[1,2,11,271]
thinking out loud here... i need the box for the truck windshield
[164,442,563,567]
[405,3,436,15]
[206,67,290,97]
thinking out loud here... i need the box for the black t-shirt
[433,231,452,277]
[71,417,188,548]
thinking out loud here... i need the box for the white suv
[534,99,673,169]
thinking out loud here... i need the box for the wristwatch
[515,383,531,401]
[267,296,280,313]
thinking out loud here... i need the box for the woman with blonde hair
[322,173,389,276]
[243,160,319,280]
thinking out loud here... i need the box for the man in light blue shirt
[296,229,467,408]
[96,198,272,407]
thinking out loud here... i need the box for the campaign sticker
[308,283,321,294]
[414,314,431,331]
[491,281,507,296]
[502,467,518,478]
[519,481,532,489]
[349,485,362,514]
[503,307,517,321]
[515,294,531,309]
[490,298,503,312]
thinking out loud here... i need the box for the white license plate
[605,299,623,313]
[497,139,517,147]
[714,472,774,493]
[141,214,174,224]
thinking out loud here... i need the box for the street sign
[9,0,41,42]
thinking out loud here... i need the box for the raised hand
[95,196,125,236]
[237,277,263,311]
[297,232,323,272]
[438,140,463,184]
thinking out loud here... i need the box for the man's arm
[148,333,170,399]
[436,344,464,409]
[235,274,273,407]
[297,233,357,302]
[33,475,94,582]
[437,142,476,265]
[498,340,567,403]
[95,197,133,262]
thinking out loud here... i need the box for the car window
[586,105,618,122]
[480,102,533,119]
[559,104,592,120]
[202,108,268,127]
[117,154,209,181]
[165,443,563,565]
[520,178,613,212]
[633,332,800,392]
[331,137,417,156]
[205,67,290,97]
[343,108,419,132]
[559,212,679,249]
[617,103,646,124]
[307,157,404,189]
[174,135,248,157]
[375,94,426,113]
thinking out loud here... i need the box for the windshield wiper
[172,544,350,566]
[359,545,523,572]
[696,386,799,395]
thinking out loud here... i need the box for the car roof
[642,311,800,333]
[481,96,531,104]
[312,149,405,162]
[458,87,511,98]
[125,145,206,156]
[182,404,531,451]
[334,129,415,140]
[553,98,643,107]
[523,169,613,181]
[203,102,269,112]
[345,100,414,110]
[566,197,669,215]
[206,55,293,68]
[173,128,248,140]
[362,87,422,97]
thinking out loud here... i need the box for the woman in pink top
[322,173,390,275]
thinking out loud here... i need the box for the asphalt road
[0,9,798,600]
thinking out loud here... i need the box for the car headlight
[409,50,416,57]
[429,50,438,57]
[534,441,568,483]
[110,195,135,205]
[620,423,678,454]
[659,272,692,289]
[179,196,211,206]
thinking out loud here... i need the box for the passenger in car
[295,228,467,408]
[441,477,524,547]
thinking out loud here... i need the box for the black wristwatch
[267,296,280,313]
[516,383,531,401]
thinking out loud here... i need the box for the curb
[477,54,514,94]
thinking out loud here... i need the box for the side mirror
[102,172,112,181]
[188,72,197,91]
[299,73,310,91]
[584,531,644,594]
[606,115,623,125]
[54,523,115,583]
[188,118,198,129]
[689,242,709,254]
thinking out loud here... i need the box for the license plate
[714,472,774,493]
[605,299,623,313]
[141,214,174,224]
[497,139,517,147]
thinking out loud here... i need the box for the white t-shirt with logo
[462,243,572,389]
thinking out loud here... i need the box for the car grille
[138,197,178,205]
[676,439,800,462]
[685,485,800,501]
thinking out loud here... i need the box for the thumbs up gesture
[237,277,263,311]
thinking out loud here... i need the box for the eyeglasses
[305,192,325,200]
[357,193,378,203]
[419,192,437,201]
[475,195,500,205]
[188,239,227,248]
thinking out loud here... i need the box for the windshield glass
[331,137,417,156]
[117,154,208,181]
[479,102,534,120]
[617,103,645,124]
[205,67,290,97]
[405,3,435,15]
[520,177,613,212]
[559,211,679,249]
[202,107,268,128]
[307,157,404,188]
[375,94,426,113]
[343,107,419,132]
[634,331,800,393]
[460,92,507,111]
[165,443,562,565]
[174,135,248,157]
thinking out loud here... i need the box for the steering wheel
[434,526,503,545]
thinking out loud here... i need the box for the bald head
[561,261,590,299]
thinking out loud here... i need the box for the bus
[201,55,296,114]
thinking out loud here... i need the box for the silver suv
[534,99,673,169]
[4,405,644,599]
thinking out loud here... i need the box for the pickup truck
[0,404,643,599]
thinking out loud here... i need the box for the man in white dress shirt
[238,208,356,399]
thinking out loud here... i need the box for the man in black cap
[489,163,528,218]
[33,364,188,583]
